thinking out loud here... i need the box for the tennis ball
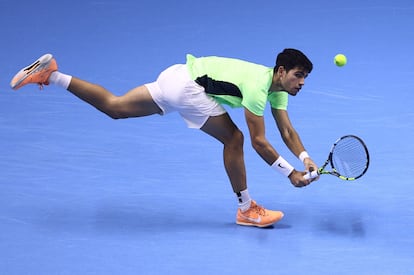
[334,54,347,67]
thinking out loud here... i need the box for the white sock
[237,189,252,212]
[48,71,72,90]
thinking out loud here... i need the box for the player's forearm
[251,137,280,165]
[280,128,306,158]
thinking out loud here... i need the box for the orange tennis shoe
[10,54,58,90]
[236,200,284,228]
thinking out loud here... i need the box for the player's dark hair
[274,48,313,73]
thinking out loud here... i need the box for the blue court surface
[1,0,414,274]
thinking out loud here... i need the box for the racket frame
[305,135,369,181]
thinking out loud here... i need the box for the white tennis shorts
[145,64,226,129]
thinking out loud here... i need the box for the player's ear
[277,66,286,77]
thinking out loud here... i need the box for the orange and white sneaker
[236,200,284,228]
[10,53,58,90]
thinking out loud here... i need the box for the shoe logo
[24,61,40,73]
[241,214,262,224]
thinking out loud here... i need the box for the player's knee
[104,108,123,120]
[228,128,244,148]
[106,112,123,120]
[103,98,127,119]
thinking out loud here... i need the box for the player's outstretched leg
[10,54,162,119]
[10,54,57,90]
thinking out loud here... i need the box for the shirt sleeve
[268,91,288,110]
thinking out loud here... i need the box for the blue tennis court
[1,0,413,274]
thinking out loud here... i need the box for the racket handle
[303,170,319,180]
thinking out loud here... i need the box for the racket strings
[331,137,369,178]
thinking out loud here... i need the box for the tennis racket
[304,135,370,181]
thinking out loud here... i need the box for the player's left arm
[271,107,317,172]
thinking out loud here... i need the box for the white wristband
[271,156,294,177]
[299,151,310,163]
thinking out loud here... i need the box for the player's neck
[269,74,284,91]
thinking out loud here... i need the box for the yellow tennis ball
[334,54,347,67]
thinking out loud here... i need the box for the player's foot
[236,200,284,228]
[10,53,58,90]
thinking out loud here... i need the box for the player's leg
[200,113,246,193]
[10,53,162,119]
[200,114,284,227]
[67,77,162,119]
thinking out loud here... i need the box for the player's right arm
[244,108,309,187]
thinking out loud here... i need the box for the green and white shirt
[186,54,288,116]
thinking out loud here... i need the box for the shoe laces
[251,203,267,216]
[37,83,45,90]
[36,75,50,90]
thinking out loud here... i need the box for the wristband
[299,151,310,163]
[271,156,294,177]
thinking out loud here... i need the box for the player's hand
[288,170,312,187]
[303,158,319,181]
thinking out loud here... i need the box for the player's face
[281,67,309,96]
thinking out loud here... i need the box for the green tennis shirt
[186,54,288,116]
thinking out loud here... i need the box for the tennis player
[10,49,318,228]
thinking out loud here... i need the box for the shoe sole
[11,53,54,90]
[236,221,278,228]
